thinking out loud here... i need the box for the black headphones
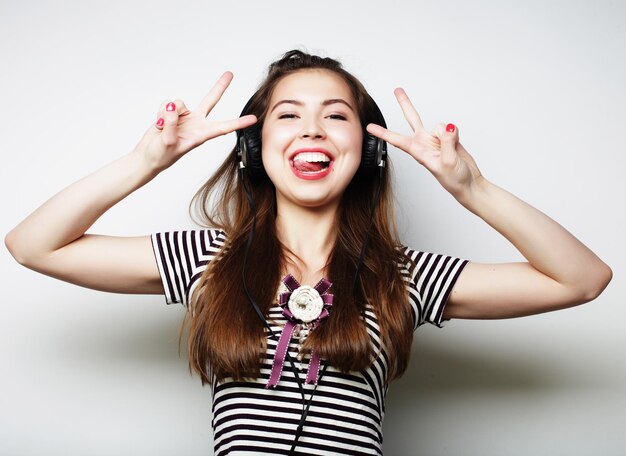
[235,92,388,180]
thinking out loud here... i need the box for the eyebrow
[269,98,355,113]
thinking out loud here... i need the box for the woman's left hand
[366,87,483,201]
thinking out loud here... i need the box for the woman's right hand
[134,71,257,173]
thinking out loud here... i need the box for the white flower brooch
[288,285,324,323]
[266,274,334,389]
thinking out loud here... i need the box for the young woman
[5,50,612,455]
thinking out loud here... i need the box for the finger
[155,99,190,130]
[160,101,180,146]
[394,88,424,132]
[440,122,459,165]
[204,115,257,140]
[366,123,413,154]
[170,99,191,115]
[426,122,446,150]
[433,122,446,137]
[155,99,169,130]
[197,71,234,117]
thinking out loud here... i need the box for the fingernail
[166,102,176,112]
[156,117,164,127]
[446,123,456,133]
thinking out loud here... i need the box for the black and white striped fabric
[151,229,469,455]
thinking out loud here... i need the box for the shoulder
[395,243,471,328]
[395,243,470,293]
[151,228,228,261]
[153,227,227,243]
[396,243,469,275]
[150,228,229,306]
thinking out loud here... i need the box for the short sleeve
[399,246,470,329]
[150,229,227,307]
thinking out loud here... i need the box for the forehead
[270,69,354,102]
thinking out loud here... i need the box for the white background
[1,0,624,454]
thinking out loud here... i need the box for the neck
[275,195,339,277]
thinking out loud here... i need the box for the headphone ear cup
[359,133,381,178]
[242,124,265,180]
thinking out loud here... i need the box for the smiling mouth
[292,160,330,173]
[291,151,332,173]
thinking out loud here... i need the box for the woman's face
[261,69,363,209]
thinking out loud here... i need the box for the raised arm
[4,71,257,297]
[367,88,612,320]
[439,177,611,319]
[5,150,164,295]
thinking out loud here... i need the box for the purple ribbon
[265,274,333,389]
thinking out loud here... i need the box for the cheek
[261,129,298,169]
[260,149,282,178]
[342,131,364,167]
[260,127,289,172]
[262,123,299,146]
[260,146,292,186]
[332,124,362,149]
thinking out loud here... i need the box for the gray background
[1,0,624,454]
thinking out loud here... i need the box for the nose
[299,118,326,139]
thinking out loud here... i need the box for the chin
[292,194,336,208]
[276,189,340,209]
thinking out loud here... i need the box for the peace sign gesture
[366,88,483,201]
[134,71,257,173]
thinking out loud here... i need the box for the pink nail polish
[166,102,176,112]
[156,118,164,127]
[446,123,456,133]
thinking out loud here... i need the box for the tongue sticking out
[293,159,324,172]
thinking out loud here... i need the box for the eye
[277,113,348,120]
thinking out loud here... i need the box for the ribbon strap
[266,320,300,388]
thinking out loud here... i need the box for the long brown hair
[182,49,414,387]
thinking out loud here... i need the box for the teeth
[293,152,331,162]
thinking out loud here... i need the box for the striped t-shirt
[150,229,469,455]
